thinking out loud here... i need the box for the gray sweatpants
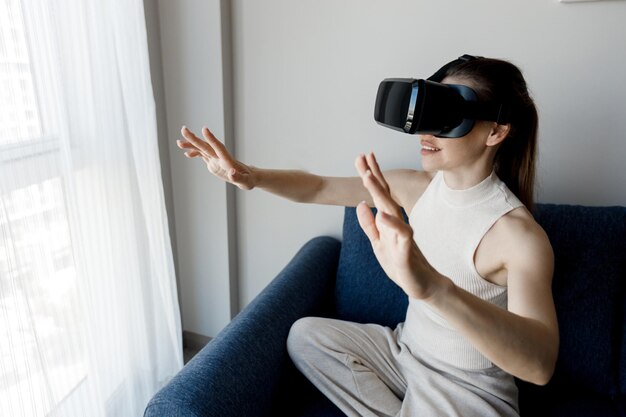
[287,317,519,417]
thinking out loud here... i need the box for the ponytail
[446,58,538,210]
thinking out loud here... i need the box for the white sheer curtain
[0,0,183,416]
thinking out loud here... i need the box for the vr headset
[374,54,508,138]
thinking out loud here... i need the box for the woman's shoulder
[386,168,436,187]
[495,206,554,258]
[384,169,436,212]
[479,206,554,285]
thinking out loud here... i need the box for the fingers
[377,211,413,242]
[201,127,235,163]
[356,201,379,242]
[183,149,202,158]
[178,141,203,157]
[357,201,413,254]
[179,126,218,159]
[365,152,390,192]
[355,153,369,177]
[355,153,402,218]
[355,153,388,190]
[366,171,401,217]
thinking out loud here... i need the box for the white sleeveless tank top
[400,170,524,370]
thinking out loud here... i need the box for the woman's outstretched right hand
[177,126,256,190]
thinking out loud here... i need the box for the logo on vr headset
[374,56,508,138]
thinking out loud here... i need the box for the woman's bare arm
[427,217,559,385]
[177,126,431,210]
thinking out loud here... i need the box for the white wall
[150,0,626,337]
[231,0,626,308]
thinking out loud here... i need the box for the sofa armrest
[144,236,342,417]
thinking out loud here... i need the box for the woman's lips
[420,141,441,155]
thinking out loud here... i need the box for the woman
[177,56,559,417]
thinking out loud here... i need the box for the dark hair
[445,57,538,210]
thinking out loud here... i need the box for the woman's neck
[441,165,494,190]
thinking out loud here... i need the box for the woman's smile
[420,140,441,156]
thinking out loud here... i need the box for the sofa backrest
[335,207,408,328]
[531,204,626,398]
[335,204,626,398]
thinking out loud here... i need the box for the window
[0,1,85,415]
[0,0,43,144]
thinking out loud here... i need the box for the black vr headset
[374,54,508,138]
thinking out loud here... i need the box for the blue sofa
[144,203,626,417]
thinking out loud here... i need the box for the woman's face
[418,121,494,173]
[418,77,496,173]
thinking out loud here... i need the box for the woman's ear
[486,123,511,147]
